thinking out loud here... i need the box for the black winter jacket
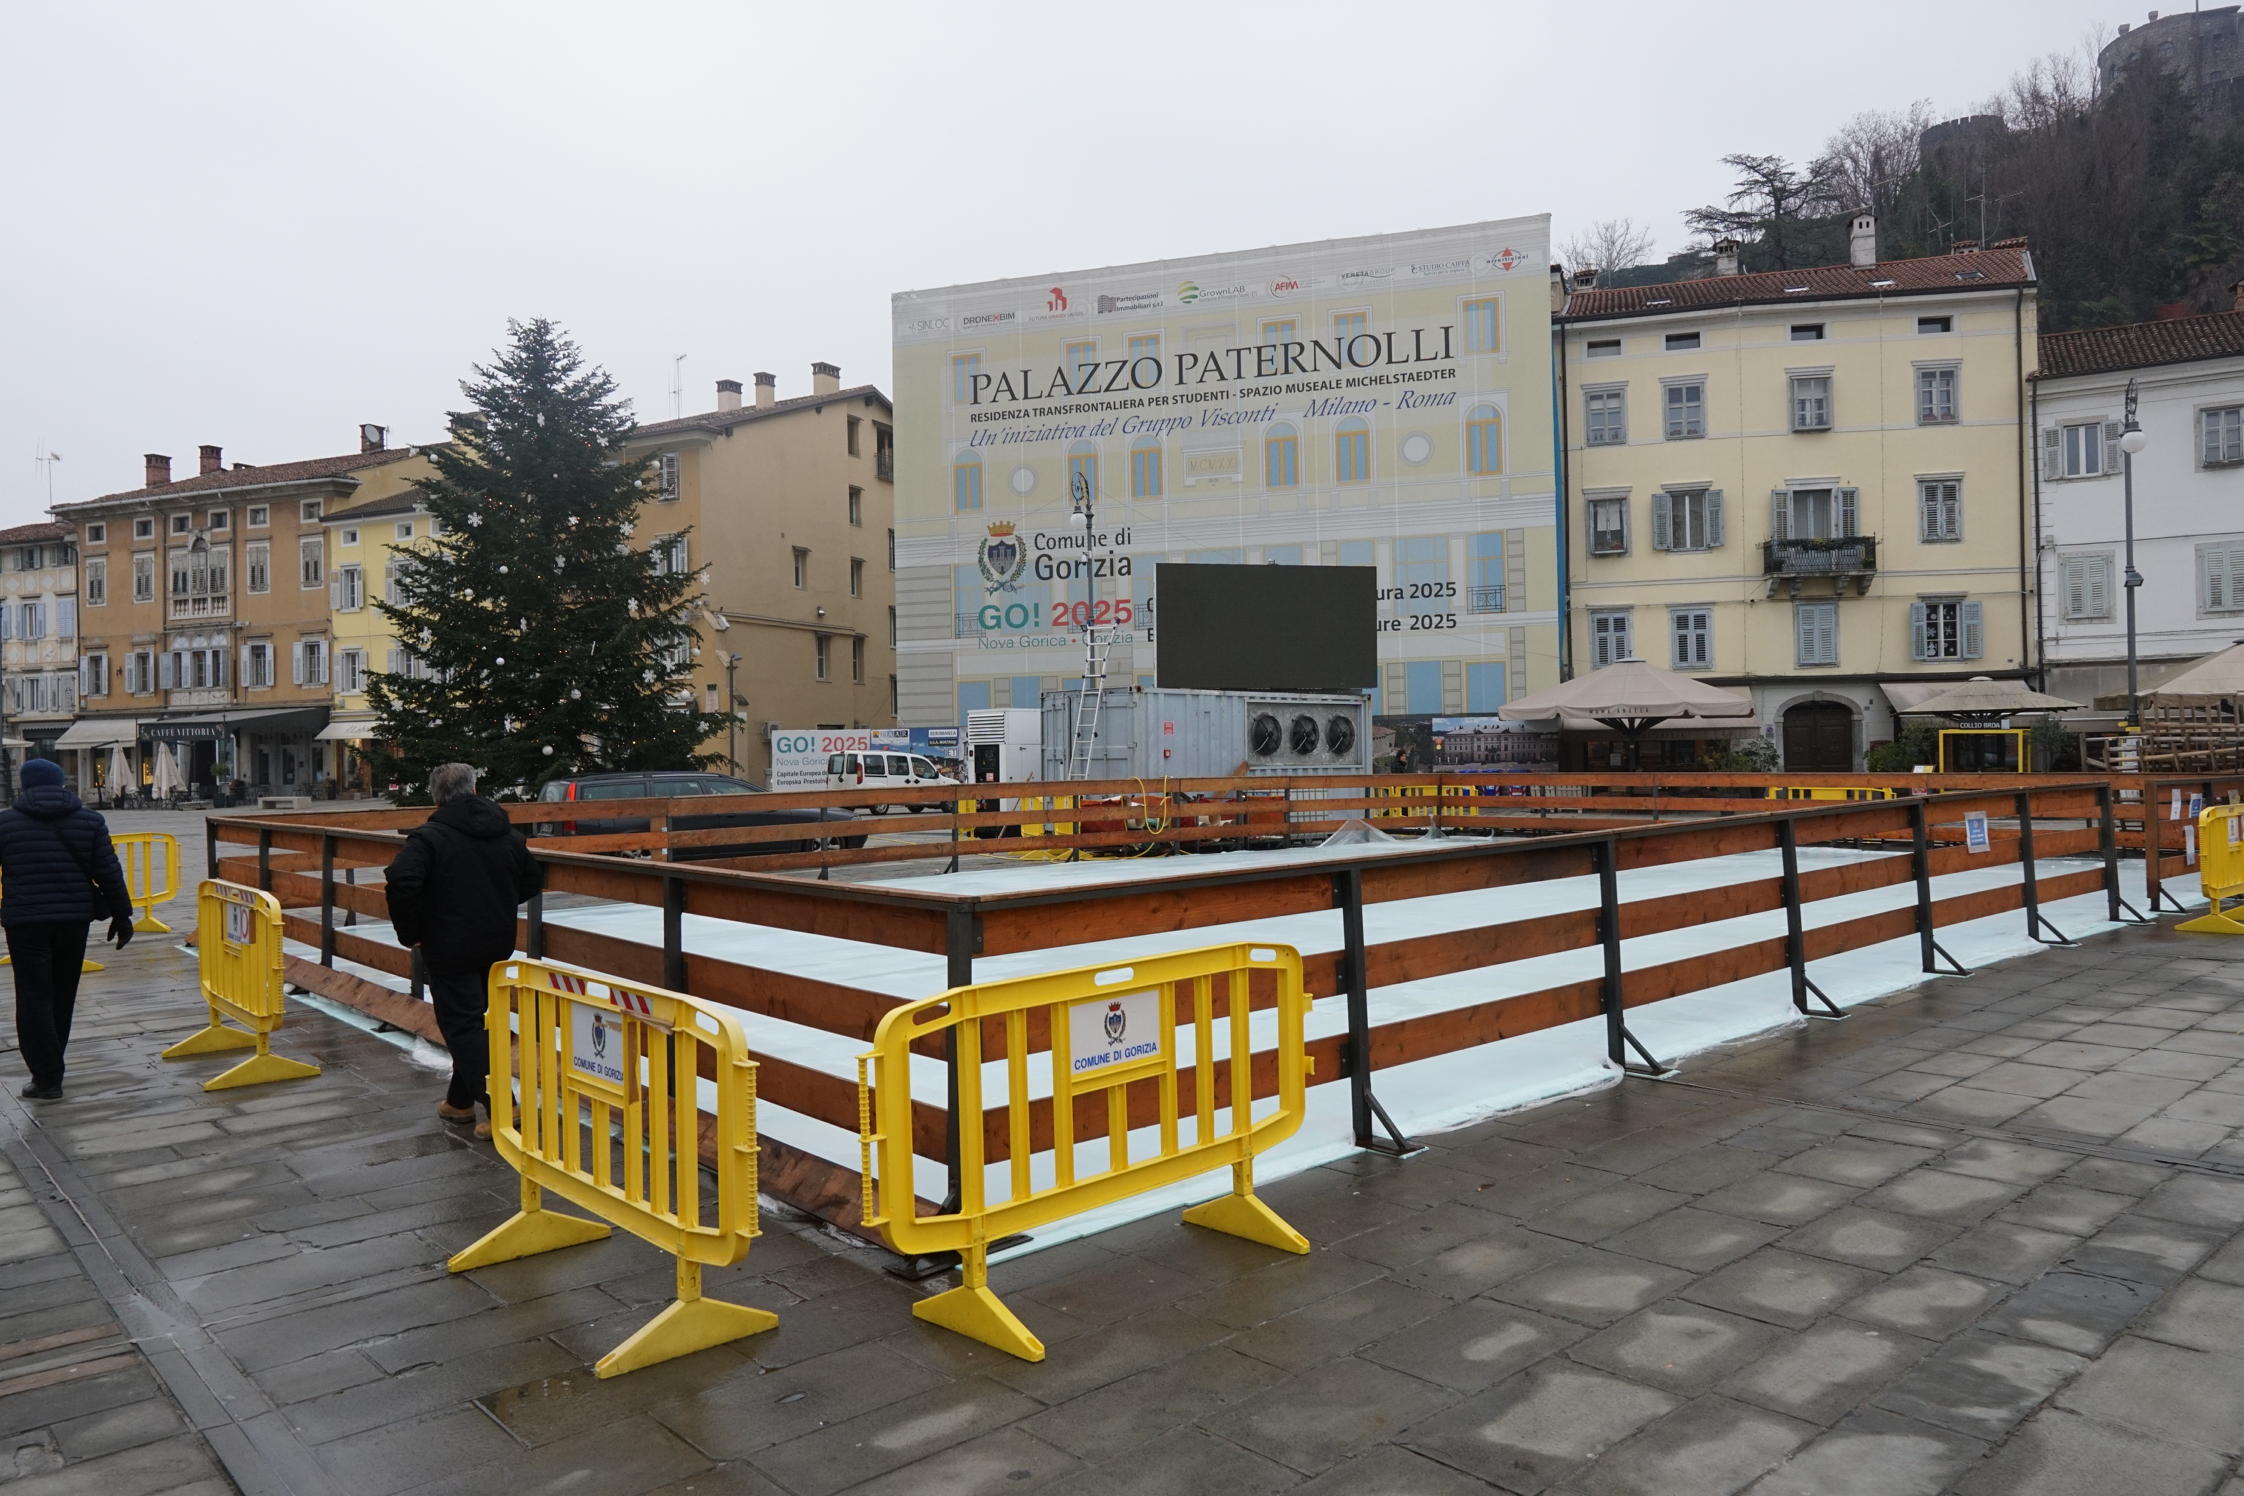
[0,787,134,928]
[385,795,542,975]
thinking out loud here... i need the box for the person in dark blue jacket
[0,759,134,1099]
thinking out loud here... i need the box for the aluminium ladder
[1065,627,1113,780]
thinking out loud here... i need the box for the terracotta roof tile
[2037,311,2244,378]
[631,385,890,439]
[0,521,71,545]
[61,446,422,509]
[1561,245,2035,321]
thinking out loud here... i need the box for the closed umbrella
[152,744,181,801]
[108,746,130,803]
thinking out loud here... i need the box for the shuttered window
[1918,479,1962,542]
[2204,406,2243,467]
[1795,602,1838,667]
[1911,599,1984,660]
[2061,555,2113,620]
[1651,489,1724,552]
[1589,610,1631,668]
[2199,543,2244,613]
[1671,608,1712,669]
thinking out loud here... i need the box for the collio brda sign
[892,217,1558,727]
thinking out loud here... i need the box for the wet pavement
[3,885,2244,1494]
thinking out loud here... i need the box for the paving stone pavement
[4,889,2244,1493]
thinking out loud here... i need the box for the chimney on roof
[1849,212,1878,269]
[811,361,841,397]
[2156,301,2194,320]
[359,423,387,453]
[715,378,743,413]
[1951,239,1981,253]
[1713,239,1742,277]
[2231,281,2243,312]
[1574,266,1600,290]
[144,453,171,488]
[753,371,776,409]
[198,445,223,476]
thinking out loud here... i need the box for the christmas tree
[366,318,731,798]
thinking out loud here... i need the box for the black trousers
[8,922,91,1090]
[426,966,491,1111]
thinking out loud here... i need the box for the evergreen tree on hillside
[365,318,731,799]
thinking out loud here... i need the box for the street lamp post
[724,652,741,772]
[2120,379,2150,726]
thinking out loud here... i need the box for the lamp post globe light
[2120,379,2148,727]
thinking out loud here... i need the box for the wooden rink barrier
[448,958,777,1377]
[858,943,1312,1361]
[160,880,321,1090]
[207,768,2243,1249]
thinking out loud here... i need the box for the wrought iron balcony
[1763,536,1876,596]
[1466,584,1506,614]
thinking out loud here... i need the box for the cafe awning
[53,718,141,750]
[314,719,377,742]
[146,707,329,741]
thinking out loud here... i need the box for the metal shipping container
[1039,687,1370,781]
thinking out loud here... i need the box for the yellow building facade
[626,367,897,781]
[318,470,439,784]
[1557,230,2040,769]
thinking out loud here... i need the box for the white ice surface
[276,840,2200,1256]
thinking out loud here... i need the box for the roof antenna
[670,354,687,419]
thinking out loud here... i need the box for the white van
[826,750,958,811]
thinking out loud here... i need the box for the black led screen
[1153,563,1377,693]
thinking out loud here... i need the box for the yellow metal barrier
[858,942,1312,1362]
[160,880,320,1089]
[448,958,777,1378]
[0,871,103,972]
[116,832,180,933]
[2179,804,2244,935]
[1017,795,1077,839]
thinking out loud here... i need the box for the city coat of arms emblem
[978,521,1026,592]
[1102,1001,1127,1044]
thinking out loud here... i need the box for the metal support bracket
[1778,820,1844,1021]
[1334,869,1420,1156]
[1593,841,1676,1079]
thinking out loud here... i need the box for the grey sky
[1,0,2119,527]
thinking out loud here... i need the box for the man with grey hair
[386,763,541,1138]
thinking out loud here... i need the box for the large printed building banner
[891,219,1557,725]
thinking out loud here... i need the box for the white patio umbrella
[2143,640,2244,702]
[1903,676,2080,722]
[1498,657,1756,769]
[108,746,130,800]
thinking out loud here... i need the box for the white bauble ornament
[494,656,506,666]
[568,688,581,700]
[498,565,508,575]
[542,745,554,756]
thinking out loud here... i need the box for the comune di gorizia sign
[1067,988,1162,1076]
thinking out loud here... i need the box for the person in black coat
[384,764,540,1137]
[0,759,134,1099]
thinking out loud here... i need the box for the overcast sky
[1,0,2121,527]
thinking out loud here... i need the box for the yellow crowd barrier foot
[597,1295,778,1379]
[912,1284,1045,1362]
[161,1023,258,1059]
[133,914,173,934]
[203,1050,322,1092]
[80,959,103,973]
[2176,910,2244,935]
[1181,1191,1311,1255]
[448,1206,612,1273]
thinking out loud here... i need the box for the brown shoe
[473,1120,493,1141]
[437,1100,477,1122]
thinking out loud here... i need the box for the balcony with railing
[1762,535,1877,595]
[169,589,231,621]
[1466,584,1506,614]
